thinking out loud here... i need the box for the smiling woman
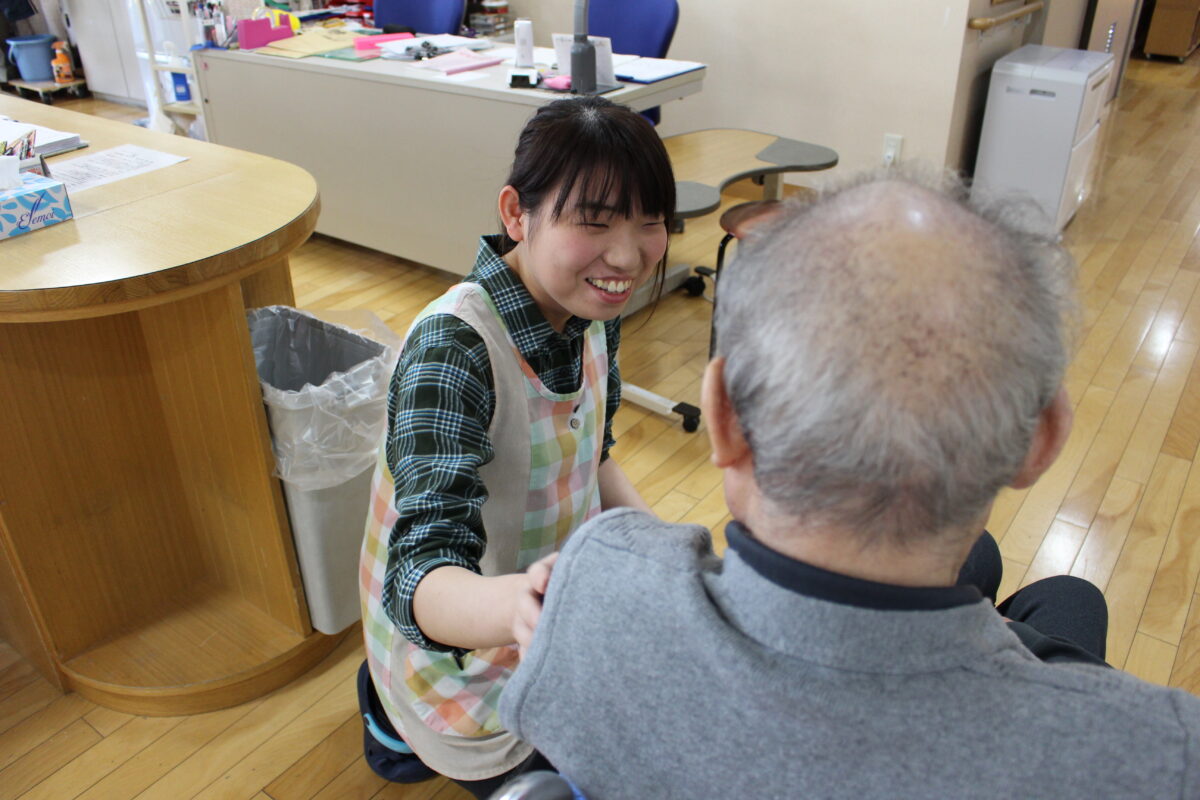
[357,95,677,796]
[498,180,668,330]
[496,95,677,321]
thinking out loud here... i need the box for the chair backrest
[373,0,466,34]
[588,0,679,59]
[588,0,679,126]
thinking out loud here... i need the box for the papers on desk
[551,34,616,86]
[0,117,85,158]
[615,57,705,83]
[487,45,558,67]
[408,49,504,75]
[256,27,360,58]
[378,34,492,59]
[320,46,380,62]
[51,145,187,194]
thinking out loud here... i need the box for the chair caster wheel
[681,275,706,297]
[672,402,701,433]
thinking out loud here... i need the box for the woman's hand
[513,552,560,656]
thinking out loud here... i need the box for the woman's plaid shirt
[381,236,621,651]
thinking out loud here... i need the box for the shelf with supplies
[128,0,208,136]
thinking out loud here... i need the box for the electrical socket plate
[883,133,903,166]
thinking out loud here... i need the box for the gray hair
[715,167,1076,542]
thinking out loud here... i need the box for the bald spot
[783,180,1020,409]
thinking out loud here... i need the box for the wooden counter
[0,95,341,715]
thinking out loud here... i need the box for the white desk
[194,49,705,276]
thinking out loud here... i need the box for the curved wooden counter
[0,96,343,715]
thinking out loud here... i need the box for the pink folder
[354,32,416,51]
[417,50,504,75]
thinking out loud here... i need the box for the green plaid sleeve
[603,317,621,461]
[381,313,495,653]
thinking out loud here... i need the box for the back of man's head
[715,168,1075,543]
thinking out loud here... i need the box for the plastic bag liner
[248,306,399,492]
[247,306,400,635]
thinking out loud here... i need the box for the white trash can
[248,306,399,634]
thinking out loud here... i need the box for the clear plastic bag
[247,306,400,492]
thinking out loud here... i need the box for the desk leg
[240,254,296,309]
[762,173,785,201]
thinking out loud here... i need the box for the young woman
[359,95,676,796]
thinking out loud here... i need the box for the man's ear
[498,185,526,243]
[702,358,751,469]
[1010,388,1073,489]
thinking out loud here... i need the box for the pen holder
[237,16,295,50]
[19,154,51,178]
[0,155,19,191]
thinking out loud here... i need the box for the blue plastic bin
[6,34,56,82]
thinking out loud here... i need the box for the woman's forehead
[552,172,647,215]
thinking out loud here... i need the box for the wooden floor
[3,50,1200,796]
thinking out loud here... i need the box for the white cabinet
[62,0,144,103]
[974,45,1114,231]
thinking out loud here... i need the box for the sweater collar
[714,522,1017,672]
[725,521,982,610]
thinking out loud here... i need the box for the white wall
[514,1,1084,180]
[1041,0,1090,48]
[515,0,975,180]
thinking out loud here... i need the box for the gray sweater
[500,509,1200,799]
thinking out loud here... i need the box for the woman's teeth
[587,278,632,293]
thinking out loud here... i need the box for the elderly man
[498,171,1200,798]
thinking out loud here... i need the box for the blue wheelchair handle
[363,711,414,754]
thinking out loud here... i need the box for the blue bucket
[6,34,56,82]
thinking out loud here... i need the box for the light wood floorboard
[5,49,1200,795]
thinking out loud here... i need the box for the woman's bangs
[551,150,673,222]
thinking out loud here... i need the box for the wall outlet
[883,133,903,166]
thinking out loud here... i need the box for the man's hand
[513,552,559,656]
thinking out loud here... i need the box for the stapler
[509,68,540,89]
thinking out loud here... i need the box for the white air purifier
[974,45,1114,231]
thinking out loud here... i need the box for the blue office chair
[373,0,466,34]
[588,0,679,125]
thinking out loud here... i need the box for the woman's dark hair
[499,96,676,297]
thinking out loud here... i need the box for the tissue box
[0,172,73,240]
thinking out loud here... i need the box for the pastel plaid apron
[360,282,606,771]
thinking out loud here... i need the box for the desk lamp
[570,0,597,93]
[570,0,617,94]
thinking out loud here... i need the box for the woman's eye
[580,221,608,228]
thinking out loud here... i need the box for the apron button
[569,417,581,430]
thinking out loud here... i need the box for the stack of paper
[410,49,504,75]
[378,34,491,59]
[615,57,705,83]
[0,117,84,158]
[256,27,360,58]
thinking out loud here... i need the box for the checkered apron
[360,282,607,746]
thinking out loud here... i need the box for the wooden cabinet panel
[1144,0,1200,58]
